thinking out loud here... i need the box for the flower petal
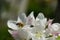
[8,30,20,40]
[22,25,33,31]
[36,13,47,30]
[47,19,53,24]
[27,11,35,25]
[18,13,27,24]
[17,16,22,23]
[36,13,44,19]
[7,20,19,30]
[8,30,13,34]
[47,19,53,27]
[40,18,47,27]
[36,18,47,31]
[18,29,30,40]
[8,30,18,36]
[49,23,60,32]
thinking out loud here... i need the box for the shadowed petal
[8,30,20,40]
[7,20,19,30]
[18,29,30,40]
[46,36,56,40]
[18,13,27,24]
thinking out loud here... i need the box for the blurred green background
[0,0,60,40]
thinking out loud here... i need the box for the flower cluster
[7,11,60,40]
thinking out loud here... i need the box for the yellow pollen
[35,32,42,38]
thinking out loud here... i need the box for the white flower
[48,23,60,38]
[27,12,60,40]
[45,19,60,40]
[7,12,34,40]
[7,12,27,30]
[26,12,47,40]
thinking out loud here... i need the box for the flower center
[35,32,43,39]
[16,23,24,28]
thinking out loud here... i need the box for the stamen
[16,23,24,28]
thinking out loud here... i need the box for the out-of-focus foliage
[0,0,14,40]
[0,0,10,11]
[27,0,56,18]
[56,36,60,40]
[0,20,14,40]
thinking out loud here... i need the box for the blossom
[27,12,60,40]
[7,12,34,40]
[26,12,47,40]
[48,20,60,38]
[44,19,60,40]
[7,11,60,40]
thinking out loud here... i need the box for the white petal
[7,20,19,30]
[40,18,47,27]
[49,23,60,32]
[18,29,29,40]
[18,13,27,24]
[17,16,22,23]
[8,30,18,36]
[8,30,18,37]
[36,18,47,31]
[22,25,33,32]
[27,11,35,25]
[8,30,13,34]
[47,19,53,24]
[29,11,34,17]
[8,30,20,40]
[40,36,46,40]
[37,13,44,19]
[36,14,47,30]
[36,13,47,30]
